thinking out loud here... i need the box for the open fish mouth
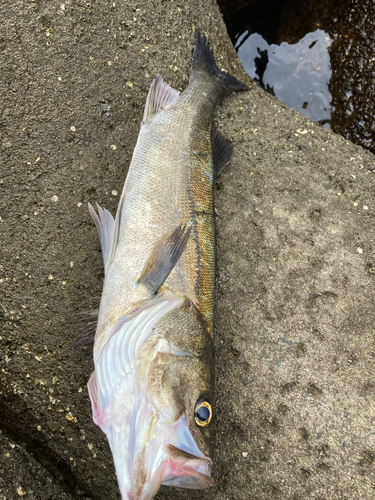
[160,413,214,491]
[110,413,214,499]
[161,444,213,489]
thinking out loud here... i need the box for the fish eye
[194,400,212,427]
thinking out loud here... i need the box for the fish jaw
[161,416,214,490]
[163,445,213,489]
[88,295,213,499]
[110,412,214,499]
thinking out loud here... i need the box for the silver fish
[86,30,247,499]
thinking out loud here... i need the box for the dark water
[218,0,375,154]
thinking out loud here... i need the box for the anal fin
[142,75,180,124]
[137,223,191,295]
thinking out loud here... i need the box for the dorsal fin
[88,202,121,275]
[212,127,233,179]
[142,75,180,123]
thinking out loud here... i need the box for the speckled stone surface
[0,1,375,499]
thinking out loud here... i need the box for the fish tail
[190,30,249,93]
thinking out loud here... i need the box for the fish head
[137,297,215,492]
[89,296,214,499]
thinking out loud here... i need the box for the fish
[86,30,248,500]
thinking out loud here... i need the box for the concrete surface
[1,0,375,499]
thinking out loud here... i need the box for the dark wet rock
[1,0,375,499]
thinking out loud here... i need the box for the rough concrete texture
[1,1,375,499]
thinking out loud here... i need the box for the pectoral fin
[137,224,192,295]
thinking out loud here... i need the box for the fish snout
[162,444,214,489]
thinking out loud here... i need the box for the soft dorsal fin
[88,203,121,275]
[212,127,233,178]
[142,75,180,123]
[137,223,192,295]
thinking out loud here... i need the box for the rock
[215,90,375,499]
[0,0,374,499]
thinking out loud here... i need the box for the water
[218,0,375,153]
[236,30,333,127]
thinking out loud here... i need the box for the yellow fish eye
[194,400,212,427]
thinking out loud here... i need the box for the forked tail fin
[190,30,249,93]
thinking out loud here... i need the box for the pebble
[242,451,248,457]
[70,125,76,132]
[51,195,58,202]
[66,412,77,423]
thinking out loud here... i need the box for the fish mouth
[160,414,213,490]
[113,415,214,499]
[162,444,213,489]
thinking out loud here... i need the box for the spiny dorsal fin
[142,75,180,123]
[212,127,233,178]
[137,223,192,295]
[190,30,249,92]
[89,202,121,275]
